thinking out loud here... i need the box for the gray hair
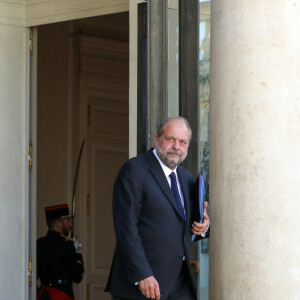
[156,117,192,141]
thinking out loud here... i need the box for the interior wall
[37,21,72,238]
[0,23,28,299]
[36,13,130,239]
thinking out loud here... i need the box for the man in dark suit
[37,204,84,300]
[106,117,210,300]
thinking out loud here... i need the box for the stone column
[209,0,300,299]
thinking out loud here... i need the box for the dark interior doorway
[36,12,129,300]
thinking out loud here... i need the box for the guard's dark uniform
[37,204,84,300]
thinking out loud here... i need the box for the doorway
[36,12,129,300]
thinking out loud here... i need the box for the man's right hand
[138,276,160,300]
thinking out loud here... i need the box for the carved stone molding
[0,0,129,27]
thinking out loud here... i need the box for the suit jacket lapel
[146,150,184,220]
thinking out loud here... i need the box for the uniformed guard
[37,203,84,300]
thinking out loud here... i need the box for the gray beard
[156,144,187,169]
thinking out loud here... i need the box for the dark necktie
[169,172,185,220]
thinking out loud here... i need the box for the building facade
[0,0,299,299]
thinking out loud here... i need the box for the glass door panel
[168,0,179,116]
[198,1,211,300]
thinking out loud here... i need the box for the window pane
[168,0,179,116]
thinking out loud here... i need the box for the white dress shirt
[153,149,186,218]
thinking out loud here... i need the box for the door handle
[190,260,200,274]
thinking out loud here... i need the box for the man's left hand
[191,201,210,235]
[73,236,82,253]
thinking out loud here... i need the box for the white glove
[73,236,82,253]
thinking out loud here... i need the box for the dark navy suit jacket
[105,149,202,299]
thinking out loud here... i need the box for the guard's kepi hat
[45,203,71,220]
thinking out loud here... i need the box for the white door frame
[26,26,38,300]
